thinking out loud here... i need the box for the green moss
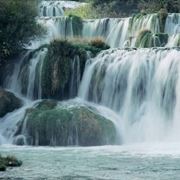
[36,100,57,111]
[135,30,169,48]
[135,30,155,48]
[40,39,109,99]
[15,100,117,146]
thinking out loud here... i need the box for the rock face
[41,40,109,100]
[14,100,117,146]
[0,89,22,117]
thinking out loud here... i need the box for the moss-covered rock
[14,100,117,146]
[0,155,22,171]
[135,30,168,48]
[41,39,109,100]
[0,89,22,117]
[135,30,156,48]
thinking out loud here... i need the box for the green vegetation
[138,0,180,13]
[41,39,109,99]
[0,0,42,67]
[0,154,22,171]
[14,100,117,146]
[70,0,180,18]
[135,30,169,48]
[65,4,98,19]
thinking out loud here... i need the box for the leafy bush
[65,4,98,19]
[90,37,109,49]
[0,0,42,67]
[138,0,180,13]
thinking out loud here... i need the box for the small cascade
[3,46,86,101]
[39,1,87,17]
[69,56,81,97]
[82,18,131,48]
[165,13,180,47]
[165,13,180,35]
[37,16,74,40]
[0,101,35,144]
[36,13,178,48]
[3,48,48,100]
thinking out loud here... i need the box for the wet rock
[0,89,22,117]
[14,100,117,146]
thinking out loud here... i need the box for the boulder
[14,100,117,146]
[0,89,22,117]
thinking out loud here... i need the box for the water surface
[1,143,180,180]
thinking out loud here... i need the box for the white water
[39,1,87,17]
[35,13,180,48]
[3,48,48,100]
[78,48,180,143]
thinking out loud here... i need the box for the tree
[0,0,41,67]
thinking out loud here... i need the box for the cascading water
[0,0,180,146]
[165,13,180,47]
[39,1,87,17]
[3,48,48,100]
[36,12,180,48]
[78,48,180,143]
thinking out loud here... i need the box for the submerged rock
[0,155,22,171]
[0,89,22,117]
[14,100,117,146]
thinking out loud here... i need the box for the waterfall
[165,13,180,47]
[165,13,180,35]
[69,56,81,97]
[0,0,180,146]
[3,46,85,101]
[3,48,48,100]
[36,13,180,48]
[78,48,180,143]
[39,1,87,17]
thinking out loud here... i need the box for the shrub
[90,37,110,49]
[65,4,97,19]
